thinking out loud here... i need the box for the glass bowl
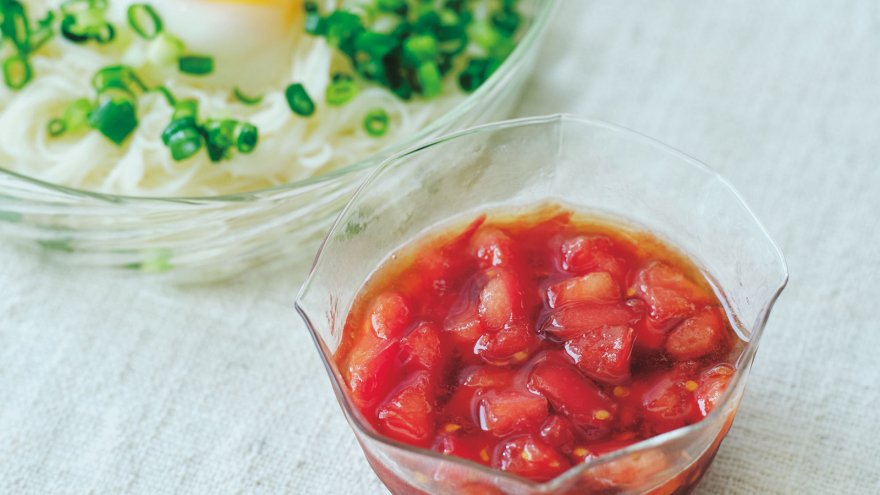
[0,0,556,283]
[296,115,788,494]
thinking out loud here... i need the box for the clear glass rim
[295,114,789,490]
[0,0,558,205]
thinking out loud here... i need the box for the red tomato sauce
[335,206,740,483]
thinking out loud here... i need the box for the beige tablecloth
[2,1,879,493]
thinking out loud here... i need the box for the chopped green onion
[377,0,407,12]
[492,8,521,35]
[235,123,258,153]
[178,55,214,76]
[92,65,146,94]
[233,87,263,106]
[127,3,163,40]
[170,99,199,123]
[285,83,315,116]
[148,33,185,66]
[403,35,439,64]
[62,98,94,132]
[58,0,115,45]
[459,58,489,92]
[29,11,56,51]
[416,61,441,98]
[47,118,67,137]
[326,78,359,106]
[162,100,202,160]
[1,1,29,51]
[2,55,32,90]
[363,108,389,137]
[162,119,202,161]
[202,119,238,162]
[324,11,363,56]
[88,90,138,144]
[60,15,89,43]
[153,85,176,106]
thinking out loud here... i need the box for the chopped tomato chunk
[638,370,701,435]
[471,227,517,269]
[528,358,617,436]
[401,322,449,376]
[539,415,577,453]
[474,321,540,365]
[369,292,412,339]
[564,325,635,383]
[479,390,548,436]
[376,372,436,446]
[458,366,519,389]
[631,262,710,324]
[494,435,571,482]
[479,269,526,329]
[695,363,735,416]
[559,235,627,279]
[344,335,400,409]
[665,306,728,361]
[546,271,620,308]
[542,303,642,340]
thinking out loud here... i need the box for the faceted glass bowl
[296,115,788,494]
[0,0,556,283]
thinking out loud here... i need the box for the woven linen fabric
[1,0,879,494]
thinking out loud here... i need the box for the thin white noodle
[0,0,466,197]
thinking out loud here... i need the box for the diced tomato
[471,227,517,269]
[474,321,540,365]
[479,390,548,436]
[665,306,728,361]
[632,315,671,353]
[587,449,668,489]
[377,371,436,446]
[368,292,412,339]
[559,235,627,279]
[539,415,577,453]
[444,283,485,350]
[344,334,400,409]
[433,428,497,465]
[695,364,735,416]
[493,435,571,482]
[401,322,449,377]
[528,359,617,437]
[630,262,711,325]
[542,303,642,340]
[564,326,635,384]
[458,366,518,389]
[638,370,701,435]
[479,269,526,329]
[546,272,620,308]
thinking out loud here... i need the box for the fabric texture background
[1,1,879,493]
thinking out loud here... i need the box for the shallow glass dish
[0,0,556,283]
[296,115,788,494]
